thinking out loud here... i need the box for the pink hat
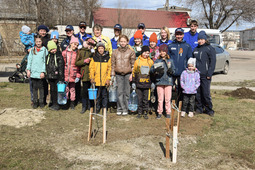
[70,36,79,44]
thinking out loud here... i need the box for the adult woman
[193,31,216,116]
[111,35,136,116]
[157,26,172,46]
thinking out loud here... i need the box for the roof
[93,8,190,29]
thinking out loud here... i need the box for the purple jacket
[180,68,200,94]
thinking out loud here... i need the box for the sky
[101,0,255,31]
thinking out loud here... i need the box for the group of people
[20,19,216,118]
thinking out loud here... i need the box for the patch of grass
[0,82,8,88]
[212,79,255,87]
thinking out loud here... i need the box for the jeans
[182,94,196,112]
[31,78,44,104]
[116,74,131,112]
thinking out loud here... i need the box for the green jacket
[75,47,92,82]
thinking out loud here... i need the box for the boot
[32,100,38,109]
[143,111,148,119]
[80,99,87,114]
[136,112,142,118]
[70,101,75,110]
[50,104,60,111]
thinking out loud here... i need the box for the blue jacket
[150,58,175,86]
[60,36,71,51]
[193,43,216,78]
[19,31,35,50]
[183,31,198,51]
[26,46,48,79]
[111,37,118,50]
[75,32,92,45]
[129,34,149,46]
[157,39,172,47]
[167,39,192,76]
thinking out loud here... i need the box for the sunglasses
[80,26,86,29]
[175,33,183,35]
[66,30,72,33]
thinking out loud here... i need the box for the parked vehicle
[211,44,230,74]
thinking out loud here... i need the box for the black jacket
[46,51,64,80]
[42,34,50,48]
[193,43,216,78]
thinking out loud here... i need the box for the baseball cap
[79,21,87,27]
[114,24,122,30]
[175,28,184,34]
[65,25,74,31]
[137,23,145,29]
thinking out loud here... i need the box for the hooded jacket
[75,47,92,82]
[62,47,81,83]
[167,39,192,76]
[19,31,35,50]
[193,43,216,78]
[92,34,112,57]
[129,34,149,46]
[180,68,200,94]
[46,51,64,80]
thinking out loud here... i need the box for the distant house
[240,27,255,50]
[92,8,190,39]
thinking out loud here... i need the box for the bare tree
[184,0,255,32]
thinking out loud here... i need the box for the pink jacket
[62,47,81,83]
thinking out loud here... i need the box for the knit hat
[141,46,150,54]
[50,31,59,39]
[47,40,57,51]
[198,31,207,40]
[149,32,157,43]
[159,44,168,53]
[37,25,49,32]
[22,25,31,34]
[134,30,143,40]
[96,42,105,49]
[70,36,79,44]
[187,58,196,68]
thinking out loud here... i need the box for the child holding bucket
[46,40,64,110]
[132,46,154,119]
[62,36,81,110]
[89,42,111,113]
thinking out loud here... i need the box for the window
[214,46,224,54]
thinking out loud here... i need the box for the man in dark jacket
[168,28,192,104]
[75,21,92,49]
[60,25,75,51]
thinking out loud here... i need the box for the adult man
[168,28,192,103]
[111,24,122,50]
[75,21,92,49]
[60,25,74,51]
[129,23,149,46]
[183,20,199,51]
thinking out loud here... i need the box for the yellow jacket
[132,55,154,77]
[89,52,111,86]
[92,35,112,57]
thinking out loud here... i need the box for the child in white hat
[19,25,35,53]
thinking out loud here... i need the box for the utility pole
[165,0,169,10]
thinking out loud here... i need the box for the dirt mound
[225,87,255,99]
[0,108,45,128]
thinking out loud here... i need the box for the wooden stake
[103,108,107,144]
[87,107,93,141]
[177,101,182,133]
[172,126,178,163]
[165,118,170,159]
[171,100,175,131]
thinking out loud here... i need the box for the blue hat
[198,31,207,40]
[50,31,59,40]
[175,28,184,34]
[65,25,74,31]
[38,25,49,32]
[114,24,122,30]
[137,23,145,29]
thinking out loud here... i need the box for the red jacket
[62,47,81,83]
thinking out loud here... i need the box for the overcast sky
[101,0,254,31]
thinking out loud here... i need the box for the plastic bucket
[88,88,98,100]
[57,83,67,93]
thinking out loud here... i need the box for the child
[20,25,35,53]
[50,30,61,53]
[132,46,154,119]
[75,38,95,113]
[89,42,111,113]
[149,32,160,61]
[132,30,143,59]
[46,40,64,110]
[62,36,81,110]
[180,58,200,117]
[26,35,48,109]
[150,44,175,119]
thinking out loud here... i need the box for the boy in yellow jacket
[132,46,154,119]
[89,42,111,113]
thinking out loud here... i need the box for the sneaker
[116,112,122,116]
[208,112,214,117]
[181,111,186,117]
[39,103,45,108]
[32,102,38,109]
[122,112,128,116]
[50,105,60,111]
[195,109,203,114]
[188,112,194,118]
[166,114,171,118]
[80,107,86,114]
[136,113,142,118]
[143,114,148,119]
[156,114,162,119]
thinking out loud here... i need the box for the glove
[75,78,80,83]
[155,67,164,75]
[78,45,83,49]
[167,68,174,75]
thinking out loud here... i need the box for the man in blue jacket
[183,20,199,51]
[168,28,192,104]
[60,25,75,51]
[76,21,92,49]
[129,23,149,46]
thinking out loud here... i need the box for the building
[240,27,255,50]
[222,30,240,50]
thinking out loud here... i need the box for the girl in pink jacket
[62,36,81,109]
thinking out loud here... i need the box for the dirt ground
[225,87,255,99]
